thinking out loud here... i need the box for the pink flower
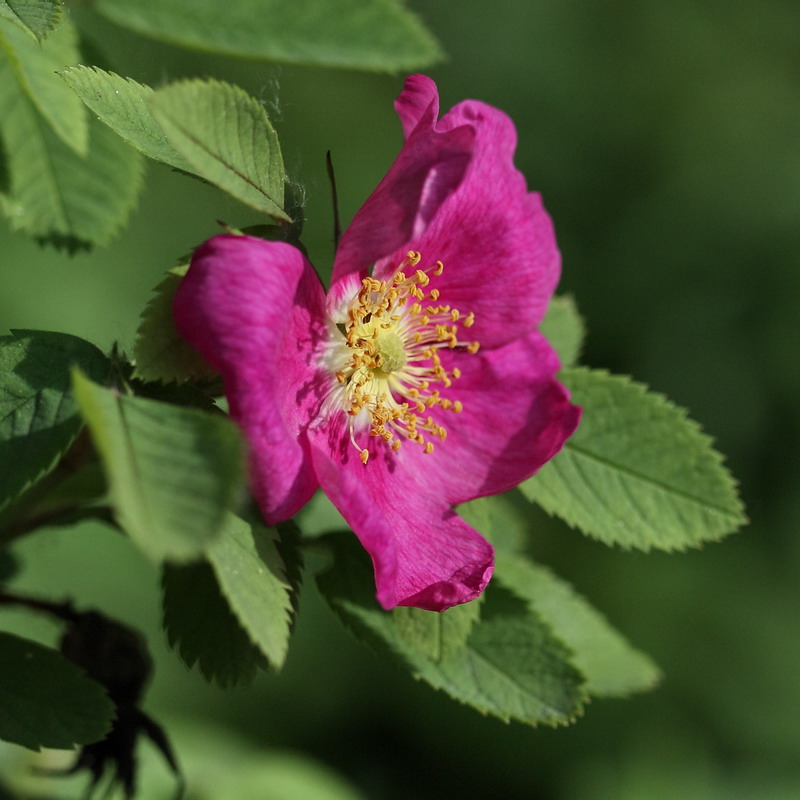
[173,75,580,612]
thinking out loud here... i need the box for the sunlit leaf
[59,66,194,173]
[0,632,114,750]
[0,330,109,511]
[94,0,442,72]
[150,79,288,220]
[72,370,245,562]
[521,368,746,550]
[0,14,87,154]
[540,294,586,368]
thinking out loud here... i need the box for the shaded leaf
[275,519,305,623]
[133,262,219,384]
[0,14,87,154]
[0,56,143,250]
[495,552,661,697]
[59,66,194,173]
[521,368,746,550]
[317,535,585,726]
[206,514,295,670]
[540,294,585,368]
[150,79,288,220]
[133,719,368,800]
[72,370,245,562]
[94,0,442,72]
[0,631,114,750]
[0,330,109,511]
[162,560,266,688]
[0,0,61,42]
[0,549,17,582]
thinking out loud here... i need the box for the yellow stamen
[329,253,480,463]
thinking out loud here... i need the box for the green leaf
[457,489,536,554]
[540,294,586,368]
[162,560,267,688]
[275,519,305,622]
[0,330,110,511]
[72,370,246,562]
[295,489,347,538]
[392,599,481,662]
[59,66,194,173]
[521,368,746,550]
[94,0,442,72]
[0,15,87,155]
[133,262,219,384]
[206,514,295,670]
[495,552,661,697]
[317,536,585,726]
[0,631,114,750]
[0,56,144,250]
[150,80,288,220]
[0,0,61,42]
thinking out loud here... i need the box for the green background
[1,0,799,797]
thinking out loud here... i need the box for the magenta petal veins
[174,75,581,612]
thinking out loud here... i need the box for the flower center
[330,251,480,465]
[375,331,407,374]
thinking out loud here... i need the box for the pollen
[329,251,480,464]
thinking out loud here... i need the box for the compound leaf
[60,66,194,173]
[317,536,585,726]
[150,79,288,220]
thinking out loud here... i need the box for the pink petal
[328,108,475,309]
[309,421,493,611]
[382,332,581,508]
[394,74,439,138]
[173,235,327,523]
[375,81,561,350]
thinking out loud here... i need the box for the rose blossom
[174,75,580,611]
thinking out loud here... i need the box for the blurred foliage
[1,0,798,798]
